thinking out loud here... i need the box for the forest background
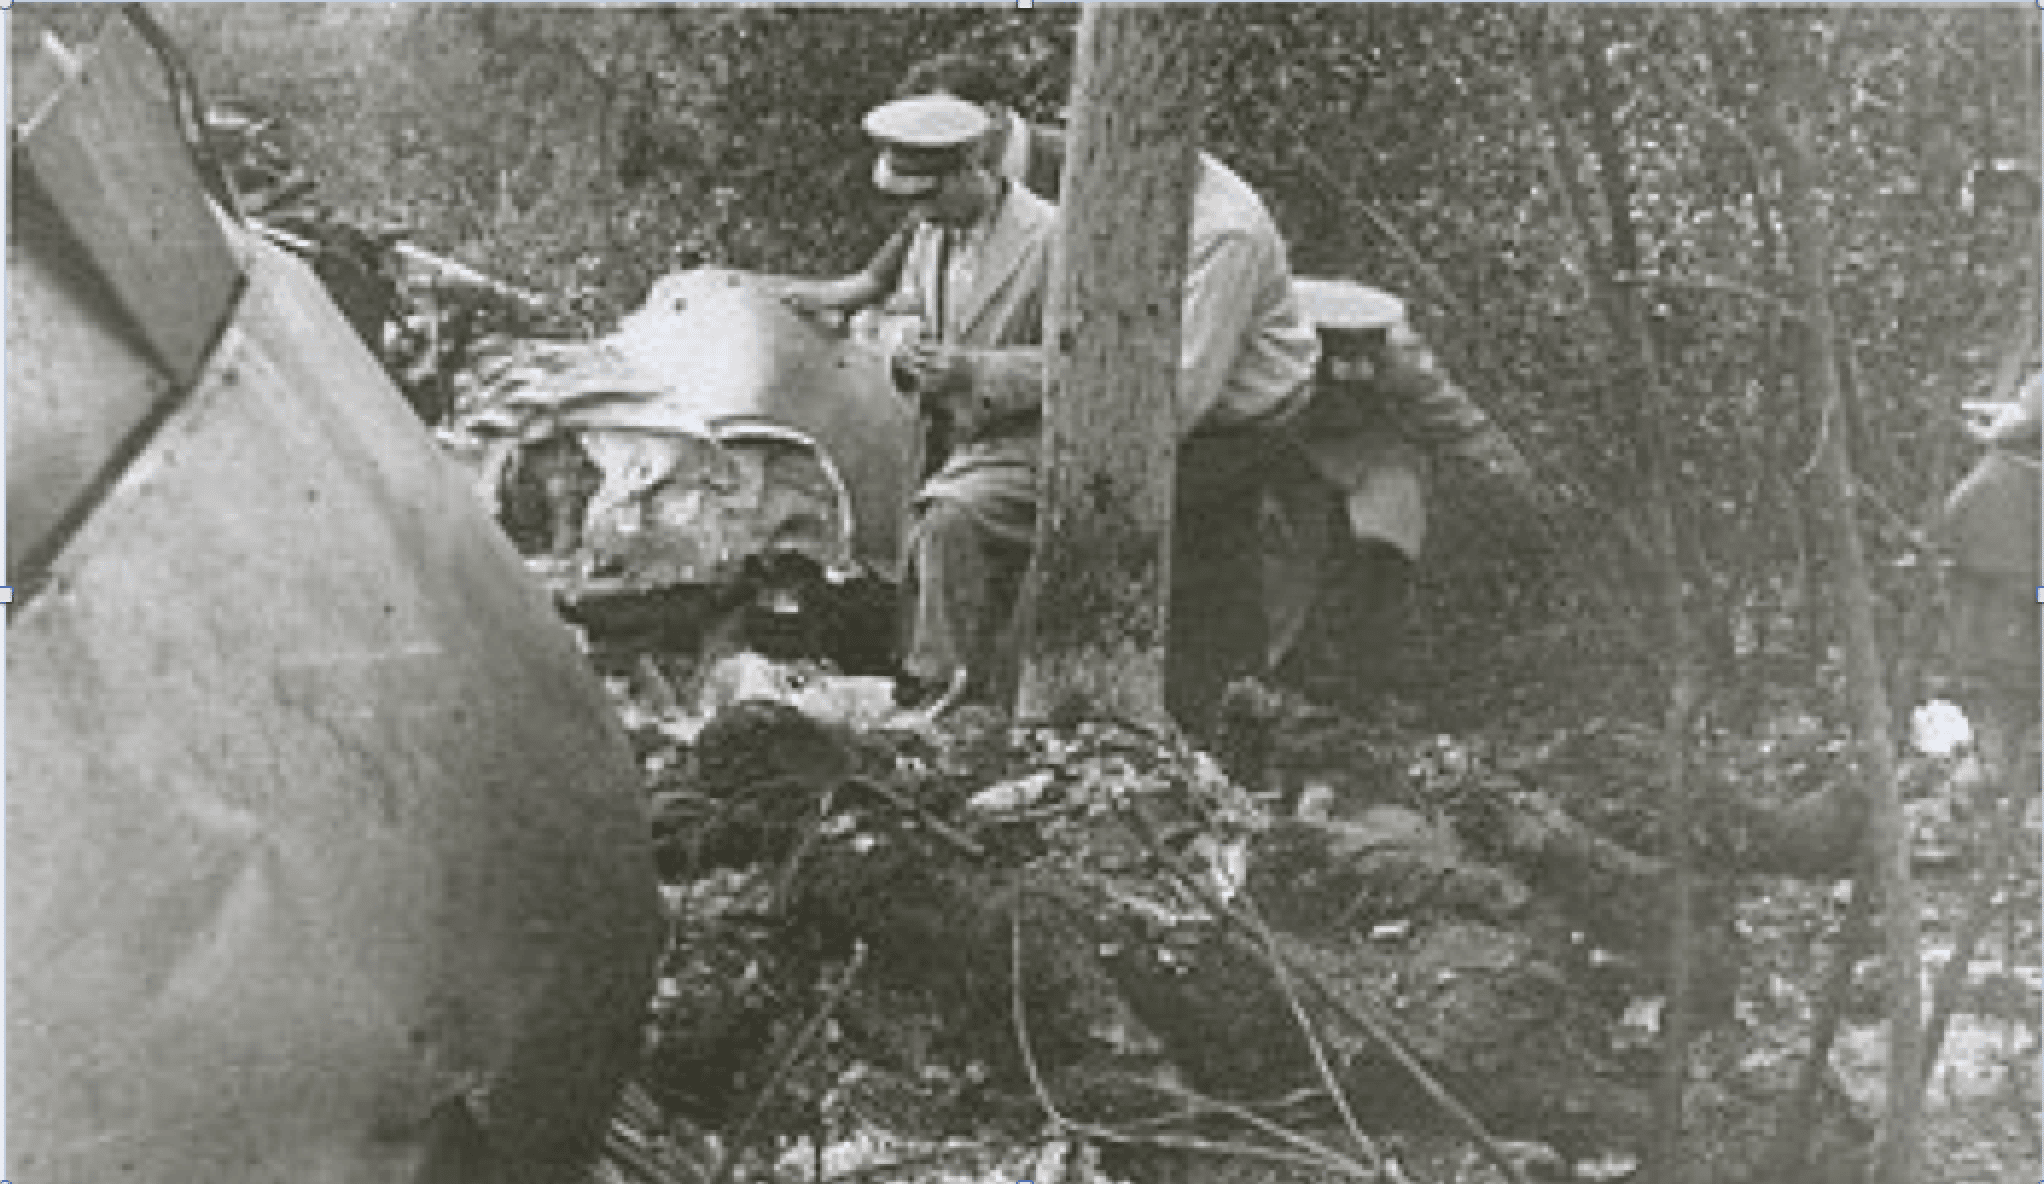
[144,1,2039,715]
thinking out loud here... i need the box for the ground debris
[631,697,1673,1176]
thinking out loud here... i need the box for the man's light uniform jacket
[893,180,1056,544]
[1284,329,1505,562]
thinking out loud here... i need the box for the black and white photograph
[8,4,2040,1182]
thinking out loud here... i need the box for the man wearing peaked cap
[1266,277,1541,709]
[864,94,990,199]
[785,92,1057,710]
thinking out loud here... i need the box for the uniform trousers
[1168,428,1282,735]
[901,435,1039,700]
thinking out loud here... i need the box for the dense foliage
[150,2,2034,683]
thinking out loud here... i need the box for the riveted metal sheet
[8,234,660,1184]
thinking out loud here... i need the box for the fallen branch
[815,1142,1011,1184]
[1115,1076,1383,1179]
[772,787,840,916]
[247,216,551,311]
[1007,890,1383,1181]
[709,942,869,1184]
[840,774,988,860]
[1240,897,1382,1171]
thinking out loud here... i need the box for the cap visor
[1295,279,1407,332]
[874,155,940,198]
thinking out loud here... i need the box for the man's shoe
[890,669,970,721]
[892,673,940,710]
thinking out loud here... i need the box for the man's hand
[1963,398,2037,446]
[894,340,969,398]
[893,341,986,438]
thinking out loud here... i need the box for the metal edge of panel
[9,17,248,609]
[17,14,242,380]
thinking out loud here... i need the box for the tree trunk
[1564,14,1707,1176]
[1015,5,1203,727]
[1761,18,1924,1184]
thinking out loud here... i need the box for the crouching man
[1270,279,1540,709]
